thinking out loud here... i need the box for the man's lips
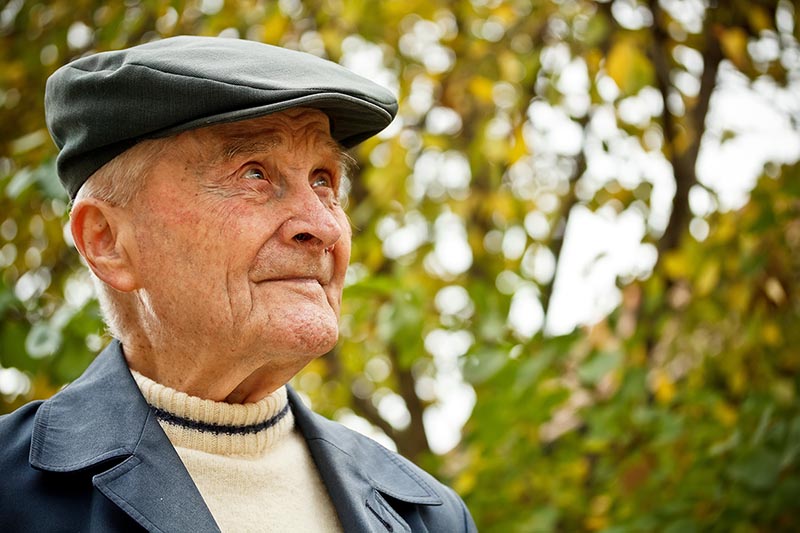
[259,276,323,284]
[257,278,330,301]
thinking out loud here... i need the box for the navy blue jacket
[0,341,476,532]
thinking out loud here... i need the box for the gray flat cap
[44,35,398,199]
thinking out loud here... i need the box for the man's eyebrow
[217,136,281,163]
[217,135,350,168]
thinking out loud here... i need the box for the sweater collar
[131,370,293,455]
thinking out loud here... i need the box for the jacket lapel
[288,387,443,533]
[29,340,219,533]
[28,340,445,532]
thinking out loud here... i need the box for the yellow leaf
[771,378,795,406]
[652,369,676,404]
[747,6,772,32]
[672,125,693,156]
[585,437,609,453]
[728,282,751,312]
[629,345,647,366]
[590,494,612,516]
[713,401,738,427]
[486,192,516,220]
[567,457,590,481]
[498,51,524,83]
[585,516,608,531]
[719,27,749,70]
[605,38,653,96]
[482,137,511,163]
[663,251,690,279]
[585,48,604,78]
[491,3,518,25]
[695,260,720,297]
[762,321,782,346]
[454,470,476,494]
[469,76,495,104]
[728,368,746,395]
[714,216,736,243]
[508,124,528,163]
[261,16,289,45]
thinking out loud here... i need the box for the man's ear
[70,198,137,292]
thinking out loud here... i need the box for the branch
[324,339,432,461]
[689,22,723,161]
[649,1,723,256]
[387,345,430,461]
[323,347,399,437]
[649,0,680,147]
[636,3,725,372]
[351,393,400,442]
[540,2,614,320]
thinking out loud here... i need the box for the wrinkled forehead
[189,108,340,164]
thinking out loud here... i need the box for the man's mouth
[264,276,323,284]
[256,277,328,294]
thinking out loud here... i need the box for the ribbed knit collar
[131,370,294,456]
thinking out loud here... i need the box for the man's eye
[242,167,266,180]
[312,173,333,188]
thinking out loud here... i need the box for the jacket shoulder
[0,400,44,470]
[0,401,45,523]
[304,409,477,532]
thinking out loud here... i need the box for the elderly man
[0,36,476,532]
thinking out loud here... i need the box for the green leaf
[524,505,560,533]
[513,347,557,393]
[1,321,33,372]
[5,167,35,199]
[462,347,508,384]
[727,448,782,490]
[663,519,698,533]
[578,351,622,385]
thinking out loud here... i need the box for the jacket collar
[29,340,442,533]
[29,340,220,532]
[289,387,442,532]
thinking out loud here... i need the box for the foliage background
[1,0,799,531]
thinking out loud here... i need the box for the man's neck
[121,339,294,403]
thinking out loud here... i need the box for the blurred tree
[1,0,798,531]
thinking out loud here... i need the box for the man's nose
[280,187,343,251]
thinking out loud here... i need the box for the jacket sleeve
[447,485,478,532]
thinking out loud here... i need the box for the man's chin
[253,312,339,354]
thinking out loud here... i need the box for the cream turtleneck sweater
[131,371,342,533]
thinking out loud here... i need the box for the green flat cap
[45,35,398,199]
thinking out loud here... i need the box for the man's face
[125,108,351,386]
